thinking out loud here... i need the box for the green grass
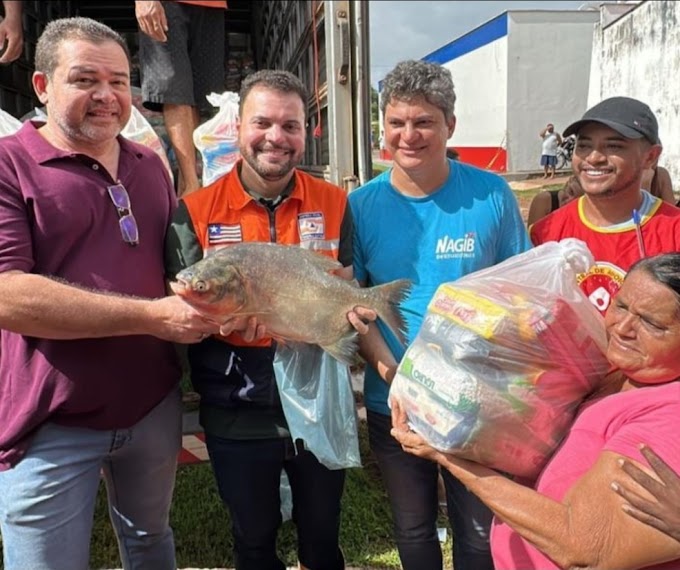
[372,163,389,177]
[1,421,454,569]
[512,183,563,201]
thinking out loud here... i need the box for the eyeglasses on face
[107,183,139,246]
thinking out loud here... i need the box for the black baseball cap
[563,96,660,145]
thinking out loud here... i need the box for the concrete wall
[377,9,599,173]
[421,14,509,170]
[506,11,599,172]
[441,35,508,169]
[588,0,680,185]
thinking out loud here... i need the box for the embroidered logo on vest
[298,212,325,241]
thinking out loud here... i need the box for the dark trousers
[367,411,495,570]
[205,434,346,570]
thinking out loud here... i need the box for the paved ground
[507,173,570,191]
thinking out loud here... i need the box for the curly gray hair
[380,60,456,121]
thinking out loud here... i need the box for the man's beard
[241,145,299,181]
[51,108,125,144]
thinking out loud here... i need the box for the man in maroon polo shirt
[0,17,222,570]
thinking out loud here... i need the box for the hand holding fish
[218,315,267,342]
[148,295,221,343]
[347,305,378,335]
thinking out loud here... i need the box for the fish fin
[371,279,412,346]
[321,331,359,365]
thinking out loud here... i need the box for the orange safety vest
[181,162,349,346]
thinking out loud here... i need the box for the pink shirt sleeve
[602,388,680,473]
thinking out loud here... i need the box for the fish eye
[194,280,208,292]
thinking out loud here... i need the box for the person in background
[613,444,680,543]
[0,17,221,570]
[349,59,531,570]
[378,129,386,160]
[0,0,23,63]
[165,69,372,570]
[392,252,680,570]
[135,0,227,197]
[530,96,680,316]
[641,159,675,204]
[446,147,459,160]
[527,175,584,226]
[539,122,562,179]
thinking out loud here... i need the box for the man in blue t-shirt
[349,59,531,570]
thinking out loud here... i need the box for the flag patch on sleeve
[207,223,242,244]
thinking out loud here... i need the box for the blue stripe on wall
[422,12,508,65]
[378,12,508,91]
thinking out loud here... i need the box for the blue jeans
[205,434,345,570]
[367,410,494,570]
[0,388,182,570]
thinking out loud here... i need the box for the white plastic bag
[193,91,240,185]
[121,106,173,181]
[390,239,610,479]
[273,343,361,471]
[0,108,22,137]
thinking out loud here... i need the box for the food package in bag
[390,238,610,479]
[193,91,240,185]
[121,106,174,182]
[0,108,22,137]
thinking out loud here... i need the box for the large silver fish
[170,242,411,363]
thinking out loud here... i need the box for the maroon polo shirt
[0,122,181,470]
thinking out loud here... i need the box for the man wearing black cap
[530,96,680,315]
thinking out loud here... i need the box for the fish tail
[370,279,411,345]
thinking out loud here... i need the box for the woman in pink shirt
[392,253,680,570]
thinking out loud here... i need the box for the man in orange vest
[165,69,370,570]
[136,0,228,196]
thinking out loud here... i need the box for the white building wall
[505,11,599,172]
[588,0,680,185]
[442,37,507,150]
[377,9,599,173]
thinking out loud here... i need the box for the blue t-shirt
[349,159,532,415]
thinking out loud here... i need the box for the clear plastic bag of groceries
[193,91,240,185]
[389,238,610,479]
[121,106,174,182]
[0,108,22,137]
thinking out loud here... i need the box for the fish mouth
[169,279,188,295]
[170,276,212,296]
